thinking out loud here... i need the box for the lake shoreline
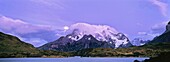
[0,57,148,62]
[0,56,149,58]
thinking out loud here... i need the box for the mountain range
[38,23,132,51]
[0,22,170,59]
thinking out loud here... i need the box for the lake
[0,57,148,62]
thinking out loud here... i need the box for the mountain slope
[39,35,116,52]
[0,32,72,57]
[0,32,38,53]
[151,21,170,43]
[0,32,41,57]
[152,31,170,43]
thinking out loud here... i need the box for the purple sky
[0,0,169,47]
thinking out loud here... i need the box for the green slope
[0,32,72,58]
[0,32,38,53]
[0,32,41,57]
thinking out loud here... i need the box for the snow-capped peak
[131,38,149,46]
[66,23,130,48]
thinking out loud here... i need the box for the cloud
[0,16,65,47]
[0,16,57,34]
[138,32,147,35]
[29,0,65,9]
[150,0,168,16]
[136,23,143,26]
[67,23,119,35]
[138,31,160,37]
[151,21,169,33]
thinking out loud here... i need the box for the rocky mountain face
[39,35,116,52]
[152,21,170,42]
[165,21,170,33]
[39,23,132,52]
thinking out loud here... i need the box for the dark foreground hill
[0,32,38,52]
[0,32,72,58]
[142,52,170,62]
[0,32,39,57]
[151,21,170,43]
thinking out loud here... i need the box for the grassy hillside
[0,32,72,58]
[0,32,38,53]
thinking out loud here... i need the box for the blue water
[0,57,148,62]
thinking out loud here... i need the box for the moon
[63,26,69,30]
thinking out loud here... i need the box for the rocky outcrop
[165,21,170,33]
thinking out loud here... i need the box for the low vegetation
[74,42,170,57]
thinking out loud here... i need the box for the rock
[134,60,140,62]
